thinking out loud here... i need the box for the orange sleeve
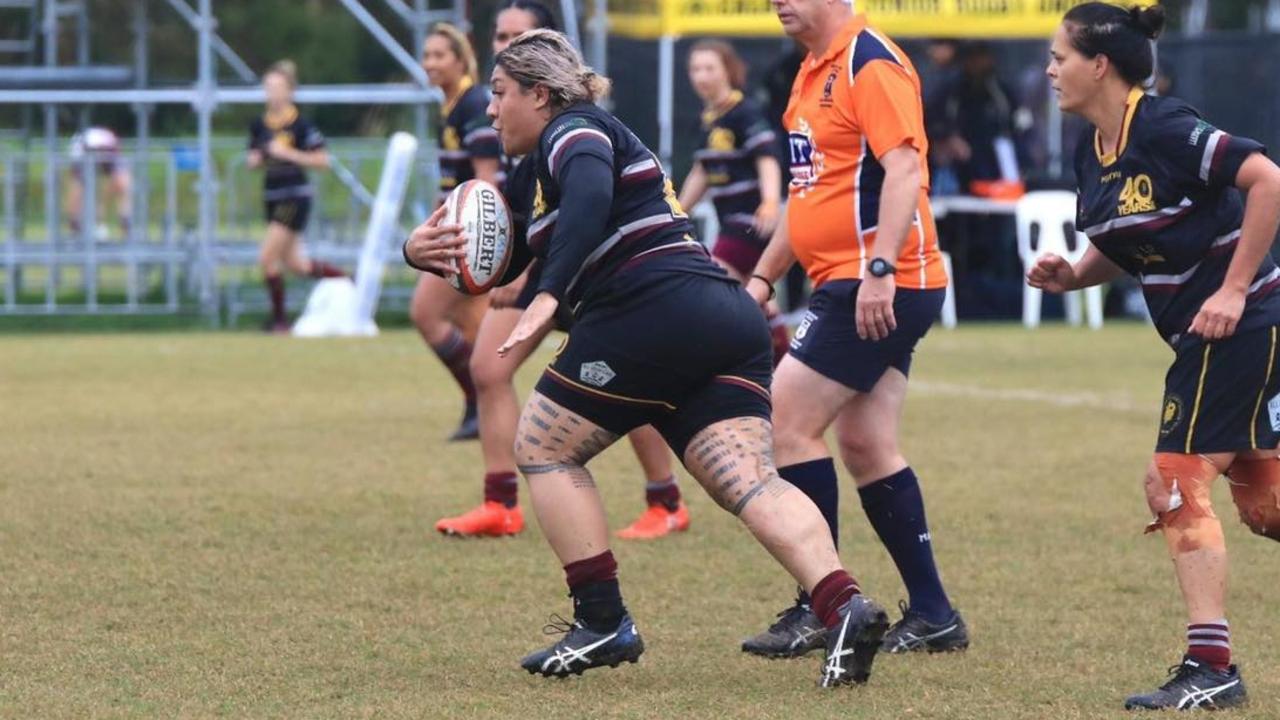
[848,60,925,159]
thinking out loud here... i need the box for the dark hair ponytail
[1063,3,1165,85]
[501,0,558,32]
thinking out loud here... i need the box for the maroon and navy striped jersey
[1075,88,1279,346]
[528,103,724,315]
[437,79,502,195]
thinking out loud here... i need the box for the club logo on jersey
[579,361,616,388]
[1132,243,1167,267]
[820,65,838,108]
[708,127,735,152]
[1160,394,1183,436]
[788,118,824,196]
[1118,173,1155,216]
[532,179,547,219]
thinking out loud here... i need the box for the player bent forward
[405,29,890,686]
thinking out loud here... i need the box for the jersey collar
[263,104,298,130]
[442,75,475,118]
[807,14,867,69]
[1094,86,1145,167]
[701,89,744,125]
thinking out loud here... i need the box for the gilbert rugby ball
[444,179,514,295]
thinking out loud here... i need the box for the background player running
[743,0,967,659]
[246,60,345,333]
[406,29,890,687]
[433,1,688,541]
[411,24,501,441]
[1033,3,1280,710]
[677,40,790,364]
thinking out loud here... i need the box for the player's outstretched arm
[678,161,708,213]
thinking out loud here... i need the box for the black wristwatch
[868,257,897,278]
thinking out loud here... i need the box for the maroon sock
[811,569,861,630]
[265,275,286,323]
[429,328,476,402]
[645,476,681,511]
[1187,620,1231,672]
[309,260,346,279]
[484,472,518,508]
[564,551,625,632]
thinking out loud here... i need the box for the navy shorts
[1157,325,1280,454]
[535,274,773,457]
[788,280,944,393]
[264,197,311,232]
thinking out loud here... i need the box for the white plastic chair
[1015,190,1103,329]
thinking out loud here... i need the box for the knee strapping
[1226,455,1280,541]
[1145,453,1224,555]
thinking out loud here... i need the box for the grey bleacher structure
[0,0,458,323]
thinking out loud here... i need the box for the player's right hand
[246,150,263,169]
[404,205,466,276]
[1026,253,1076,293]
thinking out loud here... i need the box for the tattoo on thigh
[529,415,552,431]
[518,462,577,475]
[523,434,543,447]
[730,482,767,515]
[537,400,561,419]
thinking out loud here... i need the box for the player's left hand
[753,200,780,239]
[856,274,897,341]
[498,292,557,357]
[1189,286,1246,340]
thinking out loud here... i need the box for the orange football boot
[435,501,524,537]
[616,502,690,540]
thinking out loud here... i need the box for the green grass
[2,324,1278,718]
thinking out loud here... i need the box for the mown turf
[2,324,1277,718]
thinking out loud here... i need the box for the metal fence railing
[0,137,435,323]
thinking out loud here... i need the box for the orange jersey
[783,15,946,290]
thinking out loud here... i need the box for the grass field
[3,324,1279,719]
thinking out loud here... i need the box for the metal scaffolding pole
[196,0,216,322]
[160,0,256,83]
[42,0,57,310]
[412,0,429,215]
[334,0,430,87]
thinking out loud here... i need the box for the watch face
[870,258,893,277]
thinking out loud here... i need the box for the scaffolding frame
[0,0,458,319]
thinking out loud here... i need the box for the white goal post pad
[293,131,419,338]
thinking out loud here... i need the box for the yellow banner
[608,0,1160,39]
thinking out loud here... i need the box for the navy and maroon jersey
[693,91,776,242]
[518,103,728,316]
[247,105,326,201]
[1075,88,1280,346]
[438,79,502,194]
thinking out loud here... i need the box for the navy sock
[858,467,953,624]
[779,458,839,606]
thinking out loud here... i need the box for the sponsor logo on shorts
[1268,392,1280,432]
[580,361,616,388]
[790,311,816,351]
[1160,394,1183,437]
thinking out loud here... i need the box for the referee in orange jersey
[742,0,968,658]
